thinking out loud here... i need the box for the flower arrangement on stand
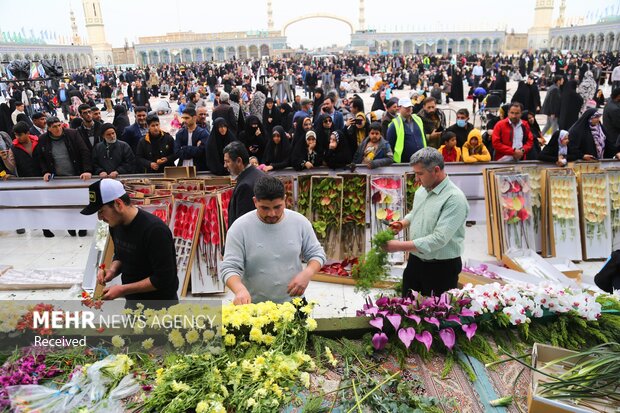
[521,166,542,249]
[370,176,405,264]
[608,171,620,245]
[548,174,582,259]
[310,176,344,259]
[339,174,367,259]
[581,175,608,242]
[497,174,534,250]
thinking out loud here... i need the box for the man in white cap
[81,179,178,303]
[386,98,426,163]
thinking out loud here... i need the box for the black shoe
[43,229,55,238]
[68,230,77,236]
[466,221,476,227]
[16,229,25,234]
[78,230,87,237]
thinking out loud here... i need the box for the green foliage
[405,173,420,209]
[351,229,395,293]
[297,175,312,217]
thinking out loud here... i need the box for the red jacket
[491,118,534,160]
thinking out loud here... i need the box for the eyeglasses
[323,119,333,123]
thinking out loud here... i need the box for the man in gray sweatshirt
[221,176,326,304]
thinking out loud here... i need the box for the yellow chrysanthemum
[111,335,125,348]
[141,338,154,350]
[185,330,200,344]
[224,334,236,346]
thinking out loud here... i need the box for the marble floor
[0,223,606,318]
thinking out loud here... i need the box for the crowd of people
[1,51,620,188]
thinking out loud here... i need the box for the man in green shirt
[387,147,469,297]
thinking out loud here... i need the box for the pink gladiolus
[369,317,384,330]
[386,313,402,330]
[398,327,416,349]
[462,323,478,340]
[415,330,433,352]
[424,317,440,328]
[372,332,389,350]
[439,328,456,350]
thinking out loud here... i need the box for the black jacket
[135,132,178,173]
[11,137,42,177]
[541,84,562,117]
[121,122,145,154]
[38,129,93,175]
[92,140,136,175]
[445,122,475,148]
[603,99,620,146]
[290,138,323,171]
[76,121,103,153]
[594,250,620,293]
[174,126,210,171]
[227,165,265,227]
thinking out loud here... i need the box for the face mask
[456,119,467,128]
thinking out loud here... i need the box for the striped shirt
[404,176,469,261]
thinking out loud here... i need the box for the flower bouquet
[607,170,620,248]
[277,175,295,210]
[296,174,312,218]
[547,173,582,260]
[521,166,543,251]
[338,174,367,259]
[189,194,225,294]
[579,173,611,259]
[370,175,405,264]
[496,174,534,251]
[169,200,205,296]
[310,176,343,260]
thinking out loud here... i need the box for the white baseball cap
[398,98,412,108]
[81,179,127,215]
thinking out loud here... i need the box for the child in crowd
[249,156,267,171]
[438,131,461,162]
[462,129,491,163]
[538,130,574,167]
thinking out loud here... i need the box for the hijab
[205,117,233,176]
[264,125,292,168]
[240,115,267,161]
[558,130,569,157]
[113,104,130,131]
[313,113,333,156]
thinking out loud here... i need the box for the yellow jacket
[438,145,462,162]
[462,129,491,163]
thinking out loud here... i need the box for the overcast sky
[0,0,618,48]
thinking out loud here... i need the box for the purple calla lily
[460,308,475,317]
[376,297,389,307]
[439,328,456,350]
[398,327,416,349]
[372,332,388,350]
[369,317,384,330]
[415,330,433,351]
[424,317,440,329]
[445,315,462,325]
[405,313,421,324]
[462,323,477,340]
[386,313,402,331]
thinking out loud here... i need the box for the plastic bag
[8,355,139,413]
[40,58,63,77]
[7,60,30,80]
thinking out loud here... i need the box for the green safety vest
[390,115,426,163]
